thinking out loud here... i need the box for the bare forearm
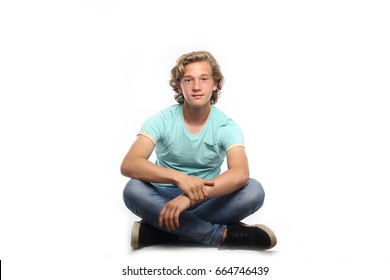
[121,157,181,185]
[206,168,249,198]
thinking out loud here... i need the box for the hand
[158,194,191,231]
[176,174,214,205]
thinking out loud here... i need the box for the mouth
[191,94,204,99]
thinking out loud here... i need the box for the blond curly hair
[169,51,224,105]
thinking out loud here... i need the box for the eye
[200,76,211,82]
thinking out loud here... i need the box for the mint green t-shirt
[138,104,244,188]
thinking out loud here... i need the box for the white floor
[103,202,390,280]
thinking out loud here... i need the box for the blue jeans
[123,178,265,246]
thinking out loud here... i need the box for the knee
[123,179,143,205]
[245,178,265,209]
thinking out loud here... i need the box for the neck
[182,103,211,125]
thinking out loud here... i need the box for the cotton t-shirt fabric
[138,104,244,188]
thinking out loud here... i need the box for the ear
[213,80,218,91]
[176,81,182,93]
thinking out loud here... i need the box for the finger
[163,212,170,231]
[196,187,204,201]
[174,209,180,228]
[159,206,167,227]
[162,206,169,230]
[170,205,179,231]
[203,180,215,186]
[192,189,200,203]
[166,207,176,231]
[162,205,173,231]
[186,191,195,204]
[186,193,195,206]
[201,184,208,198]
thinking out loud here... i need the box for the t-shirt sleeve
[218,119,245,151]
[138,112,166,145]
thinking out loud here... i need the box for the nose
[192,79,201,91]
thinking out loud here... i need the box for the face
[178,61,217,109]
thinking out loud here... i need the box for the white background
[1,0,389,279]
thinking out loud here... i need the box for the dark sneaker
[131,221,180,249]
[222,223,277,250]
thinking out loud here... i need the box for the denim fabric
[123,178,265,246]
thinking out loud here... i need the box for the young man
[121,51,276,250]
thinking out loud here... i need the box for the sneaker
[222,223,277,250]
[131,221,180,249]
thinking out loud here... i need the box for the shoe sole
[248,224,277,249]
[131,221,141,249]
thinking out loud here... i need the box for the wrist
[180,194,192,206]
[172,170,185,186]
